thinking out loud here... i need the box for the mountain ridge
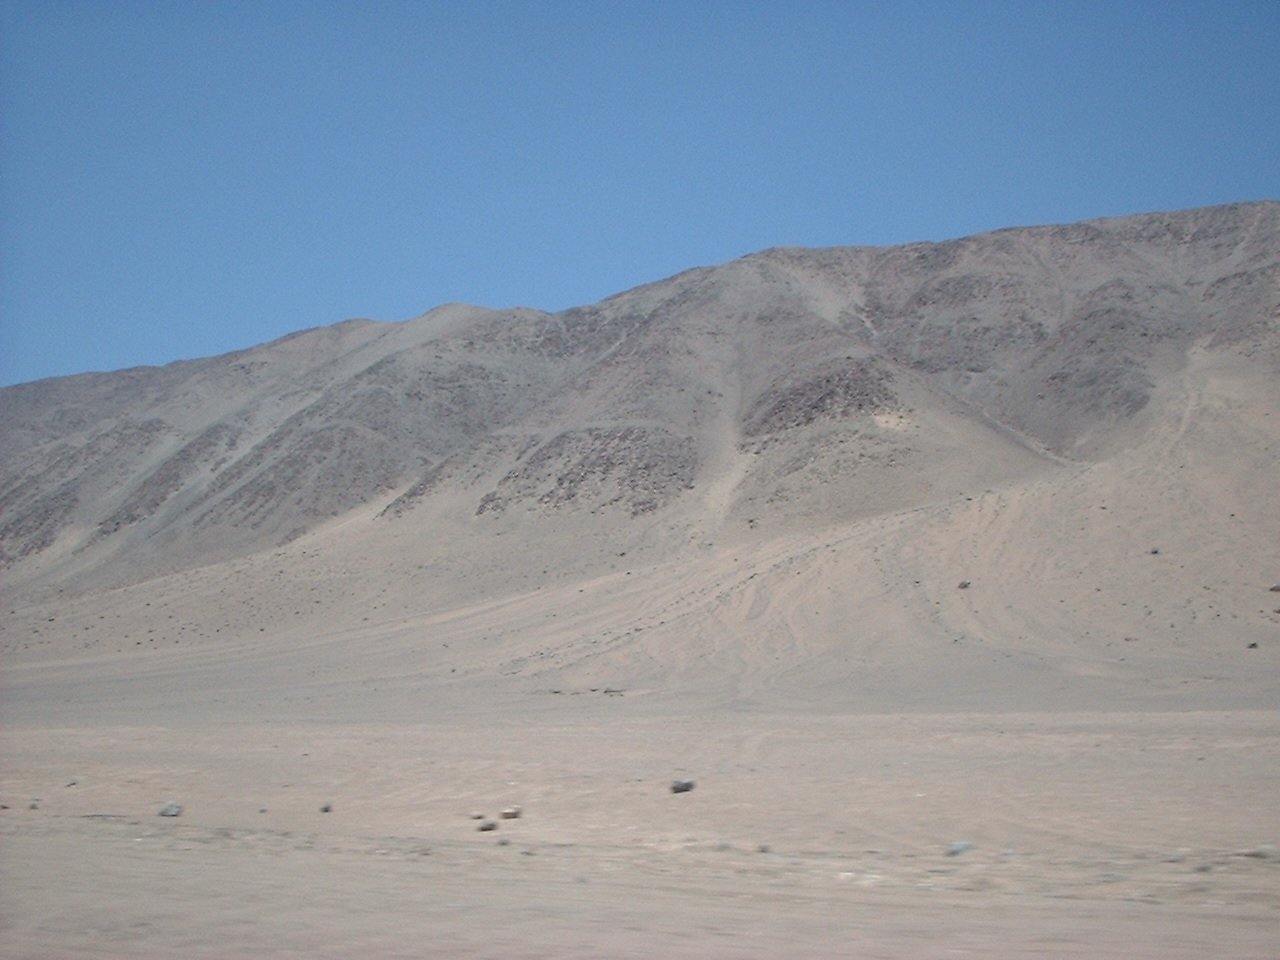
[1,201,1277,713]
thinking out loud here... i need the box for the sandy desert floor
[4,466,1279,958]
[3,706,1278,959]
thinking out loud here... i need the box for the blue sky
[2,1,1277,386]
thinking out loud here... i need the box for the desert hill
[2,202,1278,715]
[3,203,1279,959]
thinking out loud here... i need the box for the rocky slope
[1,202,1277,709]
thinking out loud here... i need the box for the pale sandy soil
[4,425,1278,957]
[3,707,1278,958]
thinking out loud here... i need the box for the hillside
[2,201,1277,710]
[3,203,1279,959]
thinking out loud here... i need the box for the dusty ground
[3,708,1278,959]
[4,429,1278,957]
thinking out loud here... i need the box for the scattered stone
[28,802,38,810]
[496,837,510,846]
[757,844,771,854]
[469,811,486,820]
[670,779,696,794]
[1247,642,1259,649]
[1235,845,1278,859]
[1099,872,1125,883]
[65,779,77,787]
[158,802,183,817]
[1269,585,1280,592]
[957,581,971,590]
[477,820,498,832]
[320,803,333,813]
[1149,548,1160,555]
[500,806,522,819]
[1193,863,1213,873]
[947,840,974,857]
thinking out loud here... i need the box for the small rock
[320,803,333,813]
[1269,585,1280,592]
[157,802,183,817]
[670,779,696,794]
[65,779,78,787]
[500,806,522,819]
[469,811,486,820]
[1235,844,1278,860]
[1193,863,1213,873]
[1247,642,1259,649]
[757,844,771,854]
[947,840,974,857]
[28,802,38,811]
[477,820,498,832]
[957,581,971,590]
[496,837,510,846]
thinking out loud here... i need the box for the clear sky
[2,1,1277,386]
